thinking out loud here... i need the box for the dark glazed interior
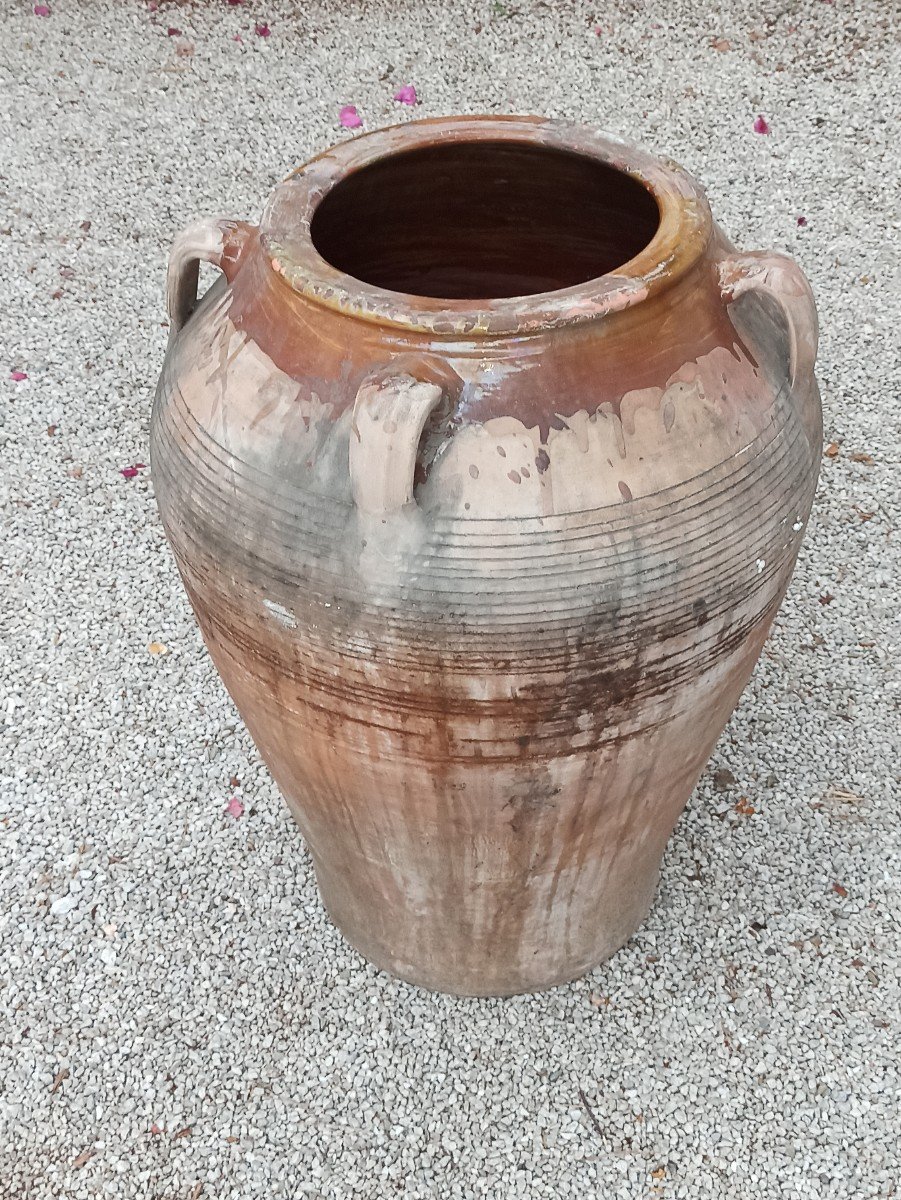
[309,141,661,299]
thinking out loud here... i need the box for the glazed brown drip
[309,142,661,299]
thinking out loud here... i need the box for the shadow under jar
[151,116,821,996]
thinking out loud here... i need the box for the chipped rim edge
[259,115,713,338]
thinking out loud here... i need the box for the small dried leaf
[173,1126,192,1139]
[72,1149,95,1168]
[850,451,874,464]
[832,882,848,898]
[819,593,834,605]
[148,641,168,655]
[711,37,731,51]
[50,1068,69,1094]
[824,442,840,457]
[175,41,194,57]
[734,796,755,816]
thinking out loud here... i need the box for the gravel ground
[1,1,899,1196]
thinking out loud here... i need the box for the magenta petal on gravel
[226,796,244,818]
[255,22,270,36]
[34,4,51,15]
[167,27,182,37]
[797,215,808,226]
[339,105,362,129]
[233,33,243,42]
[120,463,146,479]
[11,370,28,382]
[753,114,770,134]
[393,84,417,105]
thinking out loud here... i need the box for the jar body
[151,122,820,995]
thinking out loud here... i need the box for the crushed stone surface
[1,1,899,1196]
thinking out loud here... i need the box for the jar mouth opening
[261,116,712,337]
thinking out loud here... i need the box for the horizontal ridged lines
[154,379,810,613]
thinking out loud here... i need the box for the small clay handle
[719,251,818,391]
[349,373,444,515]
[166,218,256,337]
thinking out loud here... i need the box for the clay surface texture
[152,117,821,996]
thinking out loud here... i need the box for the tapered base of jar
[310,849,659,998]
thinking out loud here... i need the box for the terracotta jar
[151,116,821,996]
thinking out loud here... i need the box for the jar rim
[260,115,713,338]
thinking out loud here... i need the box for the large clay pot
[151,116,821,996]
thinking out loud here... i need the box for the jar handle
[349,373,444,515]
[166,218,256,337]
[718,251,818,391]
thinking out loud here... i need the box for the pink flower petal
[233,33,243,42]
[228,0,244,4]
[167,27,182,37]
[225,796,244,818]
[150,1124,163,1136]
[753,114,770,134]
[339,105,362,129]
[10,370,28,382]
[147,1,158,10]
[797,215,807,226]
[255,22,270,36]
[393,84,417,105]
[34,4,51,15]
[120,463,147,479]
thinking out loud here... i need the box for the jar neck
[260,116,713,339]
